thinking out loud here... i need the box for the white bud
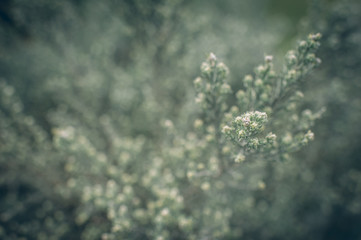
[222,125,232,134]
[201,182,210,191]
[265,55,273,63]
[235,153,245,163]
[208,52,217,62]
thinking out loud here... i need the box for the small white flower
[208,52,217,62]
[235,153,245,163]
[161,208,170,217]
[201,182,210,191]
[222,125,232,134]
[265,55,273,62]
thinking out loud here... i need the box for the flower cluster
[220,33,323,162]
[150,34,324,239]
[223,111,276,152]
[194,53,231,122]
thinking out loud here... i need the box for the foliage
[1,0,361,239]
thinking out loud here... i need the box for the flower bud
[195,93,205,104]
[222,146,231,154]
[249,138,259,149]
[295,91,304,99]
[243,75,253,87]
[201,182,210,191]
[255,78,263,88]
[193,77,203,89]
[305,130,314,141]
[298,40,307,51]
[235,153,245,163]
[260,93,269,102]
[220,83,231,94]
[236,90,245,100]
[265,55,273,63]
[194,119,203,129]
[230,106,239,114]
[306,53,316,64]
[216,62,229,78]
[282,133,293,145]
[238,129,246,139]
[258,181,266,190]
[208,52,217,66]
[201,62,211,76]
[164,119,174,129]
[302,109,312,119]
[286,50,297,66]
[256,65,266,75]
[265,132,277,142]
[308,33,321,41]
[222,125,232,135]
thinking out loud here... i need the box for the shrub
[1,1,361,239]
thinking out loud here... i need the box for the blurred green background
[1,0,361,239]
